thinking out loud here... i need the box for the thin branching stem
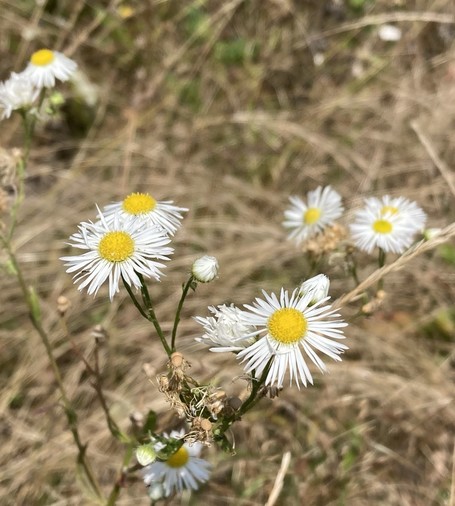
[1,238,104,501]
[171,276,195,351]
[123,276,172,357]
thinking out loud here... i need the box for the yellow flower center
[118,5,135,18]
[381,205,398,216]
[373,219,393,234]
[166,446,189,468]
[304,207,321,225]
[122,192,156,215]
[267,308,307,344]
[98,231,134,262]
[30,49,55,66]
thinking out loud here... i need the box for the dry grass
[1,0,455,504]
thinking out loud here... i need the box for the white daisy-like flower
[298,274,330,305]
[102,192,188,236]
[194,304,257,352]
[0,72,40,120]
[350,205,418,254]
[192,255,219,283]
[141,429,211,498]
[283,186,344,245]
[22,49,77,88]
[364,195,427,234]
[237,287,348,389]
[60,209,173,300]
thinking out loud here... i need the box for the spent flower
[0,72,40,120]
[194,304,256,352]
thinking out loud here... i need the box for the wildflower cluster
[61,194,187,300]
[0,49,77,120]
[283,186,427,255]
[62,185,349,499]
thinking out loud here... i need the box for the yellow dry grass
[1,1,455,505]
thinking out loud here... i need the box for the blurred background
[0,1,454,504]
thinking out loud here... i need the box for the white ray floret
[0,72,40,120]
[237,287,348,389]
[22,49,77,88]
[141,429,211,498]
[283,186,344,245]
[102,192,188,236]
[350,204,418,254]
[194,304,257,352]
[61,209,173,300]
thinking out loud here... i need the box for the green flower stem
[377,248,386,291]
[8,91,48,241]
[122,278,149,320]
[171,276,195,352]
[1,238,104,502]
[215,361,272,439]
[106,445,135,506]
[123,276,172,357]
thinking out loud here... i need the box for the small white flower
[141,429,211,497]
[0,72,40,119]
[363,195,427,234]
[60,209,173,300]
[283,186,344,245]
[102,192,188,236]
[194,304,257,352]
[350,205,418,254]
[192,255,219,283]
[22,49,77,88]
[237,288,348,389]
[298,274,330,305]
[378,24,402,42]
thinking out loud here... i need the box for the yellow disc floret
[122,192,156,215]
[267,308,307,344]
[166,446,189,468]
[304,207,321,225]
[98,231,134,262]
[373,219,393,234]
[381,205,398,216]
[30,49,55,66]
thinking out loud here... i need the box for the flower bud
[423,228,441,241]
[136,444,157,466]
[192,255,219,283]
[298,274,330,305]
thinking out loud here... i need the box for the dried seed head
[170,352,184,368]
[303,223,348,255]
[199,418,212,432]
[227,396,242,411]
[157,374,170,392]
[57,295,71,316]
